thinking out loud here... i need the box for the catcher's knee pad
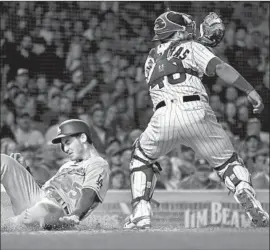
[129,139,161,206]
[217,153,255,197]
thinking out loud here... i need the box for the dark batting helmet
[52,119,92,145]
[152,11,196,41]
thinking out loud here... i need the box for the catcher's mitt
[198,12,225,47]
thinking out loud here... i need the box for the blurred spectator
[90,107,114,156]
[179,159,222,189]
[134,89,153,130]
[112,95,136,138]
[109,148,122,170]
[257,70,270,132]
[34,144,69,171]
[59,95,73,116]
[0,101,16,140]
[76,78,99,104]
[105,138,122,159]
[224,87,239,103]
[104,105,118,132]
[209,94,224,120]
[156,156,179,190]
[246,118,269,145]
[171,146,197,179]
[110,168,126,189]
[111,77,129,100]
[83,14,99,41]
[124,129,143,148]
[251,154,269,189]
[30,161,53,186]
[1,138,17,155]
[244,47,264,84]
[119,147,133,182]
[7,68,29,93]
[14,112,45,147]
[239,135,265,174]
[35,73,49,104]
[20,145,37,168]
[63,83,77,102]
[8,34,36,80]
[39,16,54,45]
[235,104,249,139]
[39,89,61,127]
[66,38,82,73]
[12,90,28,116]
[225,26,248,73]
[224,102,237,133]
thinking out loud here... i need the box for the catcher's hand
[198,12,225,47]
[247,90,264,114]
[59,215,80,226]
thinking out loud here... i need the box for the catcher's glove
[198,12,225,47]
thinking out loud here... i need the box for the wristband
[232,75,254,95]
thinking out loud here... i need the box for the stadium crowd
[0,2,269,190]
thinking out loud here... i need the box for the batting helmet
[51,119,92,144]
[152,11,196,41]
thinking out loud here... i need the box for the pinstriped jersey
[144,40,216,108]
[42,156,110,215]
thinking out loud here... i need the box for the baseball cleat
[124,216,151,229]
[236,189,269,227]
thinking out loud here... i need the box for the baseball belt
[46,189,70,215]
[156,95,200,110]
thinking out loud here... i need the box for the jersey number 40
[147,46,190,89]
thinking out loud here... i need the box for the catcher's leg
[192,107,268,227]
[217,153,269,227]
[1,154,43,215]
[123,139,161,230]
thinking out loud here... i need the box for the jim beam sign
[184,202,251,228]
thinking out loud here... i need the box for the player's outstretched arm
[59,188,98,225]
[206,57,264,114]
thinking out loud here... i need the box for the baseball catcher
[124,10,269,230]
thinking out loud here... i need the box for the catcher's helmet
[152,11,196,41]
[52,119,92,144]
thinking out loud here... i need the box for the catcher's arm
[206,57,263,114]
[200,13,263,114]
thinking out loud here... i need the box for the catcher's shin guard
[124,140,161,229]
[217,153,269,227]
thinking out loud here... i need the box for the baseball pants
[140,97,234,170]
